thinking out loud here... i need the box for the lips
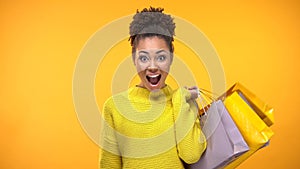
[146,74,161,86]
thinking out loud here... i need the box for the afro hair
[129,7,176,55]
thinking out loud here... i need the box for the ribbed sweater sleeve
[99,98,122,169]
[172,88,207,164]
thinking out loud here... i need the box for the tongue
[149,77,159,85]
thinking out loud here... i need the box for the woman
[99,7,206,169]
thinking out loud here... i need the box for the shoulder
[172,87,192,102]
[103,90,129,110]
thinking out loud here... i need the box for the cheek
[135,61,148,73]
[158,62,171,73]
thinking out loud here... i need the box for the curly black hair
[129,7,176,59]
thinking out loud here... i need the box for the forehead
[136,36,169,51]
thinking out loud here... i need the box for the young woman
[99,7,206,169]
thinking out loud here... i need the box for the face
[134,36,172,91]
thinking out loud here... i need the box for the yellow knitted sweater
[99,85,206,169]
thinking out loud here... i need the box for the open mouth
[146,74,161,86]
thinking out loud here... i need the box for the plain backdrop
[1,0,299,168]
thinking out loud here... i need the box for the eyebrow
[138,49,167,55]
[138,51,149,55]
[156,49,167,54]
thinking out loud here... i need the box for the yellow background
[1,0,299,168]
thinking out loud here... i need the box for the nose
[147,60,159,72]
[147,66,158,73]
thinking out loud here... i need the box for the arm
[99,149,122,169]
[172,88,207,164]
[99,99,122,169]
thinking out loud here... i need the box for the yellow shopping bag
[223,82,274,126]
[222,91,274,169]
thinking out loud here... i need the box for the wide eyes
[157,55,166,62]
[138,54,167,63]
[139,55,149,63]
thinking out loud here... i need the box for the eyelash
[139,55,149,62]
[138,55,167,62]
[157,55,166,61]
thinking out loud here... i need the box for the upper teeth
[148,74,159,78]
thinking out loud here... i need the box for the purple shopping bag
[187,100,249,169]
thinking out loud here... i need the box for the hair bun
[129,10,176,37]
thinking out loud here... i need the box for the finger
[188,86,198,90]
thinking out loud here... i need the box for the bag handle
[196,88,218,117]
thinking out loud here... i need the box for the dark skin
[134,35,199,100]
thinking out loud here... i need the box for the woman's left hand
[185,86,199,100]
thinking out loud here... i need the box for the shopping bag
[221,82,274,126]
[187,99,249,169]
[222,91,274,169]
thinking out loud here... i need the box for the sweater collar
[128,85,173,103]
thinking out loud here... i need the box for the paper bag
[188,100,249,169]
[221,82,274,126]
[223,92,274,169]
